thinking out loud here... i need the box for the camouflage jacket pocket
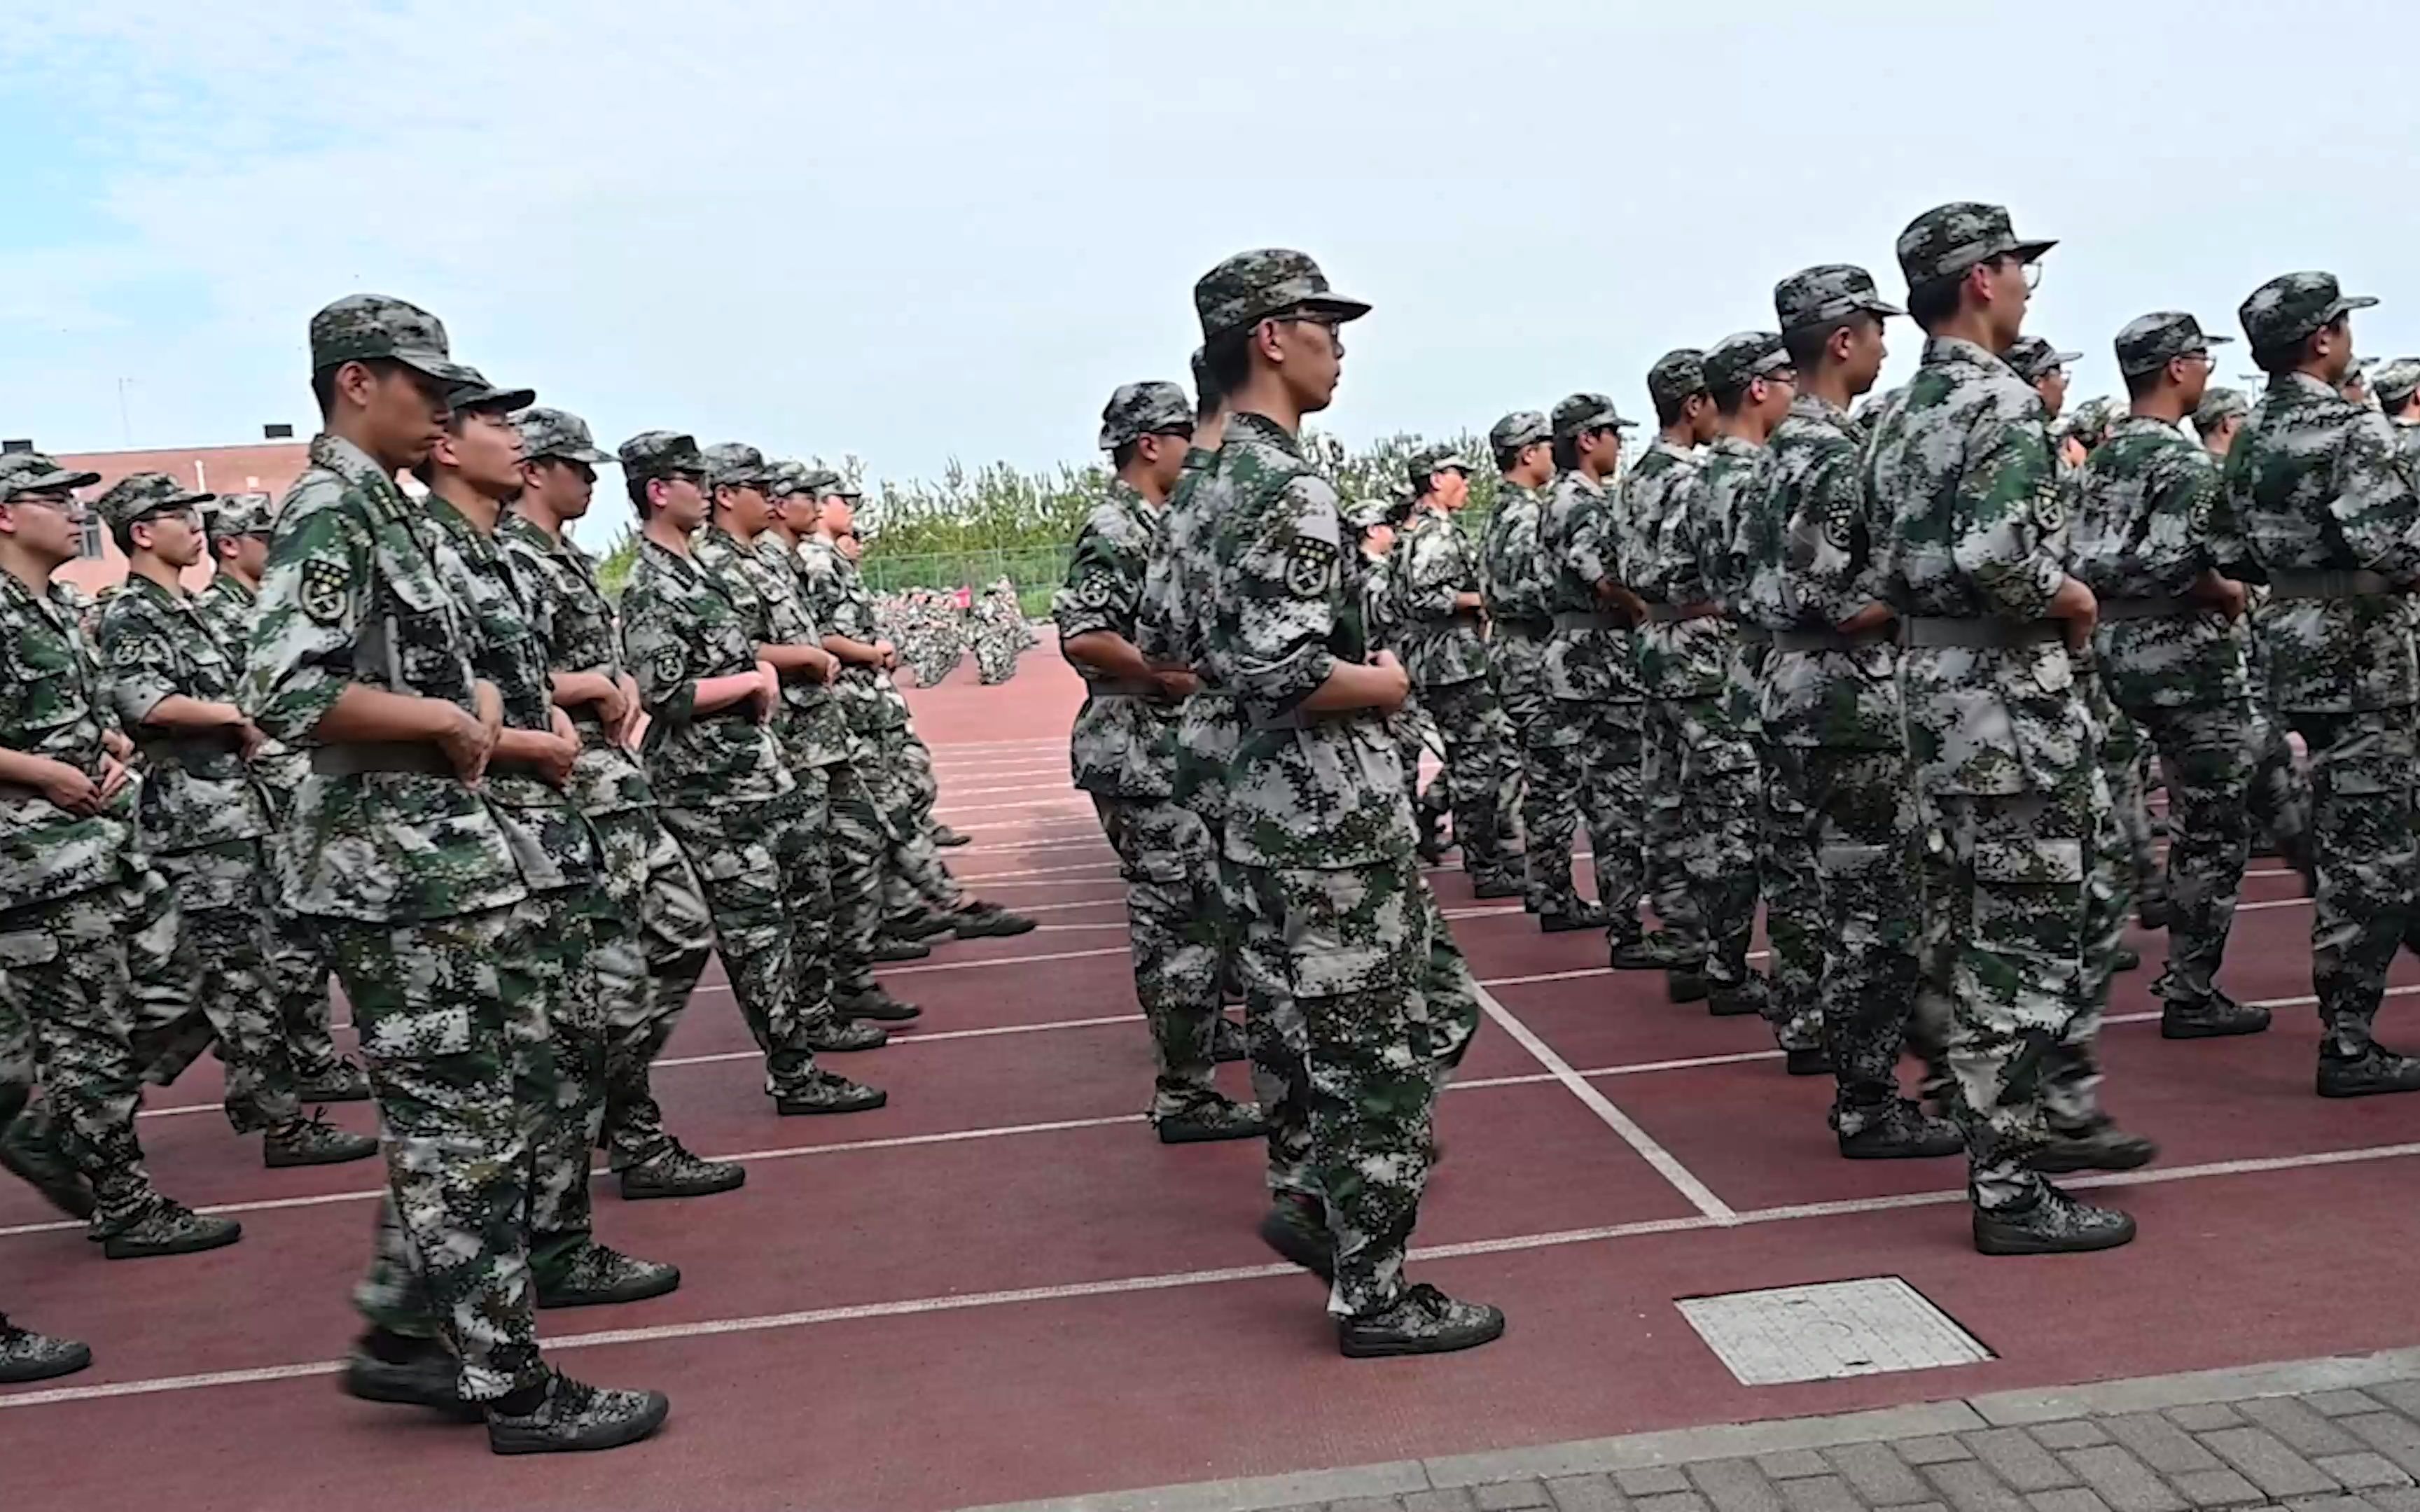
[1970,836,2085,887]
[0,923,61,969]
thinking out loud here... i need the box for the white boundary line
[10,1137,2416,1413]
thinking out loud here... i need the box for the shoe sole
[1840,1141,1965,1161]
[1156,1121,1272,1144]
[0,1147,97,1221]
[1538,916,1604,934]
[296,1088,374,1105]
[2160,1018,2270,1041]
[1786,1060,1833,1078]
[870,947,931,962]
[620,1171,747,1200]
[342,1367,485,1422]
[2317,1079,2420,1098]
[489,1396,671,1455]
[2031,1144,2159,1174]
[536,1273,683,1310]
[104,1222,243,1260]
[806,1037,888,1054]
[777,1091,889,1116]
[954,921,1036,939]
[1339,1317,1508,1359]
[1973,1219,2138,1256]
[844,1006,924,1024]
[0,1344,94,1384]
[265,1140,382,1170]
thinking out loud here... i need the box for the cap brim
[2325,295,2381,322]
[538,444,614,465]
[30,468,104,493]
[2010,237,2058,263]
[454,386,537,412]
[1859,296,1907,318]
[392,349,483,388]
[2204,334,2237,347]
[2049,349,2084,365]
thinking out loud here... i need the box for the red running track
[5,636,2419,1511]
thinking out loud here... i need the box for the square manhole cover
[1676,1278,1992,1385]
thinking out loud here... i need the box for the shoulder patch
[1076,573,1117,610]
[654,644,686,689]
[1823,492,1857,550]
[109,636,146,668]
[299,558,349,625]
[2031,478,2065,534]
[1284,539,1340,599]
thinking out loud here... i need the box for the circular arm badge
[299,559,349,626]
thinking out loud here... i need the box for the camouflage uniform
[1394,449,1518,892]
[1865,206,2127,1238]
[0,452,221,1250]
[1750,266,1951,1145]
[973,576,1032,684]
[617,434,875,1112]
[192,495,356,1098]
[2223,273,2420,1093]
[1478,413,1562,910]
[1538,394,1652,953]
[95,477,310,1144]
[2071,314,2295,1037]
[1055,383,1239,1127]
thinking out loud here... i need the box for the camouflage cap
[307,293,479,385]
[209,491,277,538]
[1488,410,1550,454]
[1895,202,2056,288]
[1097,381,1195,451]
[2113,312,2233,378]
[1193,248,1371,342]
[1405,446,1474,491]
[702,442,780,491]
[765,460,818,499]
[1773,264,1903,332]
[1645,349,1709,410]
[2239,272,2376,352]
[2190,386,2250,430]
[811,472,861,501]
[0,450,102,501]
[2062,396,2121,448]
[1342,496,1394,532]
[515,406,613,465]
[2003,337,2084,384]
[95,471,213,530]
[2372,359,2420,410]
[1702,331,1793,393]
[1551,392,1635,438]
[617,430,707,483]
[440,368,536,415]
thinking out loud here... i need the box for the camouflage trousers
[1772,745,1928,1135]
[0,860,195,1234]
[1922,777,2112,1211]
[588,806,714,1171]
[2246,704,2311,853]
[1092,794,1225,1119]
[1492,624,1560,905]
[2114,701,2265,1011]
[1420,677,1519,887]
[2081,671,2151,952]
[2287,708,2416,1059]
[868,728,965,925]
[1531,699,1648,944]
[975,627,1021,684]
[1644,696,1756,983]
[154,838,302,1135]
[659,795,827,1100]
[827,761,892,997]
[333,902,545,1401]
[1757,748,1825,1056]
[1232,858,1436,1319]
[257,783,344,1084]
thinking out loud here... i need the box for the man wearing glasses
[1866,203,2132,1256]
[95,472,378,1172]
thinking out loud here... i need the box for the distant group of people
[873,577,1036,687]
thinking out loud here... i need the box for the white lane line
[15,1138,2417,1413]
[933,797,1094,818]
[1470,982,1735,1221]
[934,780,1083,800]
[1031,923,1131,934]
[955,860,1122,883]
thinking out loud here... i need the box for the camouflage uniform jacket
[1749,393,1899,750]
[422,496,597,895]
[697,526,851,770]
[1201,412,1411,869]
[1392,505,1489,689]
[2068,414,2247,713]
[1052,481,1177,799]
[1626,441,1727,700]
[619,536,795,812]
[1539,468,1645,703]
[0,567,137,912]
[239,433,528,922]
[193,572,310,800]
[1685,435,1772,729]
[497,514,655,818]
[98,573,274,859]
[1865,335,2080,796]
[1141,445,1240,820]
[2223,370,2420,713]
[795,533,905,736]
[1479,482,1552,626]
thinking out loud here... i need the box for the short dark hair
[1204,328,1253,399]
[627,476,655,515]
[1906,275,1962,330]
[1110,440,1141,472]
[1191,348,1222,421]
[1550,435,1580,472]
[1493,444,1523,472]
[2252,315,2345,375]
[1653,391,1692,428]
[2191,410,2235,439]
[1711,380,1752,416]
[109,517,141,556]
[312,356,411,419]
[1784,314,1868,372]
[2122,367,2164,400]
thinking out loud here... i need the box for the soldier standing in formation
[1478,412,1567,919]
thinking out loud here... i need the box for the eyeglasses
[8,492,88,522]
[1993,257,2045,292]
[1275,311,1347,357]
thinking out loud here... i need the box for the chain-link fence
[855,545,1075,617]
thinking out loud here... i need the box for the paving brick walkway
[966,1349,2420,1512]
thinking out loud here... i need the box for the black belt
[1895,617,2064,650]
[1552,610,1631,632]
[1734,625,1772,647]
[1772,624,1891,653]
[2267,569,2396,600]
[311,742,453,777]
[2097,595,2200,622]
[1492,616,1552,634]
[1087,678,1162,698]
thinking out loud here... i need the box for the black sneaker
[1784,1046,1833,1077]
[1837,1101,1963,1160]
[487,1370,669,1455]
[1667,969,1711,1004]
[341,1337,484,1421]
[619,1143,746,1200]
[1470,875,1524,901]
[1154,1100,1269,1144]
[1706,981,1764,1018]
[2136,895,2174,930]
[1210,1015,1248,1064]
[264,1112,381,1169]
[805,1018,889,1053]
[1337,1283,1506,1359]
[2318,1047,2420,1098]
[931,824,972,848]
[2110,944,2143,972]
[1973,1184,2137,1255]
[869,935,931,962]
[2032,1121,2159,1173]
[295,1058,373,1104]
[1538,903,1607,934]
[952,902,1036,939]
[102,1202,242,1260]
[536,1242,681,1310]
[0,1316,92,1385]
[894,909,959,941]
[1256,1197,1335,1282]
[1611,933,1692,971]
[2160,995,2271,1040]
[837,988,923,1024]
[775,1070,887,1116]
[0,1120,95,1219]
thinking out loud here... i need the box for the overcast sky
[7,0,2420,547]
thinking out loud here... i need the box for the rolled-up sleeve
[239,482,363,744]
